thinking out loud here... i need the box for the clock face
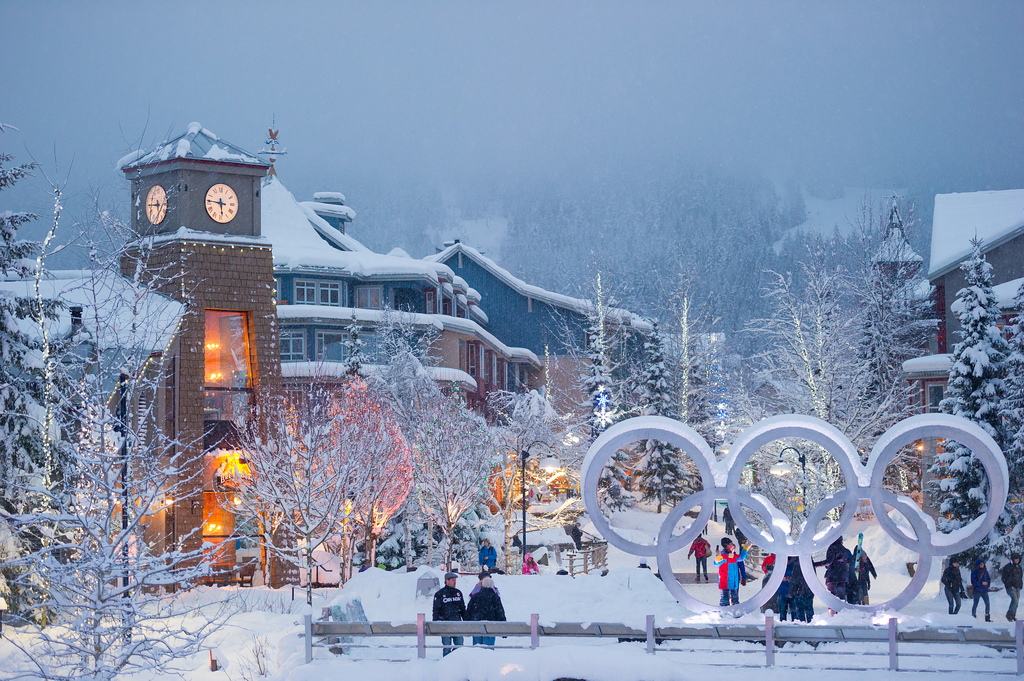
[146,185,167,225]
[205,183,238,223]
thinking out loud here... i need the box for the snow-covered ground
[0,509,1018,680]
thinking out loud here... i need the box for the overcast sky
[2,1,1023,248]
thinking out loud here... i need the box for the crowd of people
[431,534,1022,655]
[691,524,1022,623]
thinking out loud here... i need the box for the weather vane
[258,116,287,176]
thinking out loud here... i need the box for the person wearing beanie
[1001,554,1023,622]
[940,557,966,615]
[714,537,747,606]
[971,558,992,622]
[432,572,466,655]
[466,576,506,646]
[470,570,501,597]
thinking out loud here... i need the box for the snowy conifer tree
[932,238,1009,547]
[0,149,50,616]
[341,312,365,377]
[992,281,1024,557]
[635,321,685,512]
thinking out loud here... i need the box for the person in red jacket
[688,534,712,582]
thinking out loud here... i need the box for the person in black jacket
[787,560,813,622]
[940,558,966,615]
[813,536,852,613]
[466,576,506,646]
[432,572,466,656]
[1001,554,1023,622]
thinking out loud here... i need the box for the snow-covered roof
[118,122,268,170]
[0,270,184,353]
[902,354,952,376]
[300,200,356,221]
[275,304,539,366]
[146,227,270,249]
[312,191,346,204]
[993,277,1024,310]
[262,177,459,285]
[280,361,477,391]
[427,242,652,331]
[929,189,1024,278]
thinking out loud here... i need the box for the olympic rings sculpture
[581,413,1008,616]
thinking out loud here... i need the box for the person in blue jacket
[478,538,497,571]
[972,558,992,622]
[714,537,747,606]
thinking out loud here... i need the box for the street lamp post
[770,445,807,508]
[520,448,530,568]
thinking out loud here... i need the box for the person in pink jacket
[522,553,539,575]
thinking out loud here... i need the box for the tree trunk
[403,508,413,568]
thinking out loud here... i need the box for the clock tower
[120,123,286,585]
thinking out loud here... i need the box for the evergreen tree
[635,321,685,512]
[933,238,1009,553]
[0,150,49,614]
[341,312,365,377]
[994,280,1024,557]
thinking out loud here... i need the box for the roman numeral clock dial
[145,184,167,224]
[205,183,238,223]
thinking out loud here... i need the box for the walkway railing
[304,613,1024,675]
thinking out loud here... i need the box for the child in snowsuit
[714,537,747,606]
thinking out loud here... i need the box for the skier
[714,537,747,606]
[432,571,466,656]
[687,534,712,582]
[1000,554,1023,622]
[941,557,966,614]
[971,558,992,622]
[466,576,506,646]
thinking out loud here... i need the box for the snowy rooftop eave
[276,304,539,366]
[300,200,356,221]
[426,242,653,332]
[993,277,1024,310]
[929,189,1024,279]
[0,270,185,354]
[280,361,477,391]
[902,354,952,377]
[144,227,270,249]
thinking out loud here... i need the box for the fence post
[888,617,898,671]
[304,613,313,664]
[646,615,655,654]
[1016,619,1023,676]
[531,613,539,649]
[417,613,426,659]
[765,612,775,667]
